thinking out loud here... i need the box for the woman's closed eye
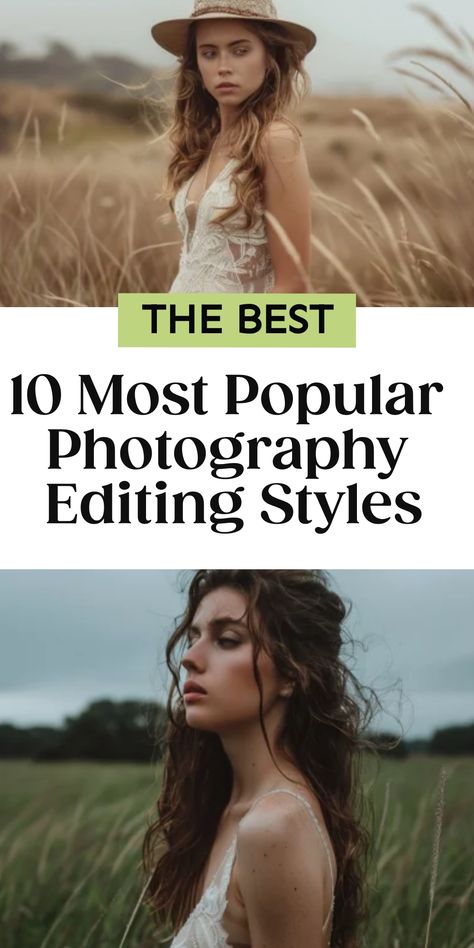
[217,636,240,647]
[185,632,240,648]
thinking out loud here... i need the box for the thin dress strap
[245,788,336,933]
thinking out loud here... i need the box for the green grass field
[0,757,472,948]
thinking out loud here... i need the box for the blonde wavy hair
[163,19,310,228]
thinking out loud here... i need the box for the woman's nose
[181,642,206,672]
[218,56,232,74]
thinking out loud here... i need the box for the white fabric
[169,788,335,948]
[169,159,275,293]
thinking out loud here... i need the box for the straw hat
[151,0,317,58]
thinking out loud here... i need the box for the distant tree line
[0,40,172,99]
[430,722,474,755]
[0,41,154,96]
[0,701,473,761]
[0,699,168,762]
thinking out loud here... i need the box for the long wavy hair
[163,19,310,228]
[143,569,377,948]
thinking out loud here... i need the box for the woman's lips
[184,679,206,694]
[216,84,238,90]
[184,692,206,702]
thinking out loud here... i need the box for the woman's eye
[234,47,248,55]
[185,632,239,648]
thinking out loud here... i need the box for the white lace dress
[169,788,336,948]
[169,159,275,293]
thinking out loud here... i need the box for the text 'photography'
[0,2,473,948]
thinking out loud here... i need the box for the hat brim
[151,14,316,58]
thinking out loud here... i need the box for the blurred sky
[0,570,472,738]
[2,0,474,95]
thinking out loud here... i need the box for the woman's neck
[218,103,238,135]
[219,715,302,808]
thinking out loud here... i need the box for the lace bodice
[169,159,275,294]
[169,788,335,948]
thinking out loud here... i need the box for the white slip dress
[168,787,336,948]
[169,159,275,294]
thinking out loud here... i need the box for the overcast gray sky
[3,0,474,95]
[0,570,472,739]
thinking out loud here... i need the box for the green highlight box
[118,293,356,348]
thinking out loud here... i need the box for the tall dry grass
[0,8,473,306]
[0,757,472,948]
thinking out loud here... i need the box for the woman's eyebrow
[188,616,248,633]
[198,39,251,49]
[211,615,248,631]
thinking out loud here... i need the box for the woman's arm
[236,796,332,948]
[262,121,312,293]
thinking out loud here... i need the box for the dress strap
[245,788,336,932]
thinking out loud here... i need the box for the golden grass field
[0,37,473,306]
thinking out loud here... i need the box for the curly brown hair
[144,569,377,947]
[163,19,310,229]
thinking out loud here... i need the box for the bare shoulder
[237,790,332,876]
[235,791,334,937]
[239,788,308,838]
[261,118,304,165]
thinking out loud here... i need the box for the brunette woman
[144,570,373,947]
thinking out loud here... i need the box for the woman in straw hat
[152,0,316,293]
[144,570,374,947]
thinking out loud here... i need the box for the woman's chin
[184,708,210,729]
[213,89,244,105]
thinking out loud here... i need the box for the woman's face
[195,20,267,107]
[181,586,286,733]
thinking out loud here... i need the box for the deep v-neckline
[194,835,237,910]
[184,158,234,211]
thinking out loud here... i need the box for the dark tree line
[0,41,151,95]
[430,722,474,755]
[0,700,168,762]
[0,703,472,761]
